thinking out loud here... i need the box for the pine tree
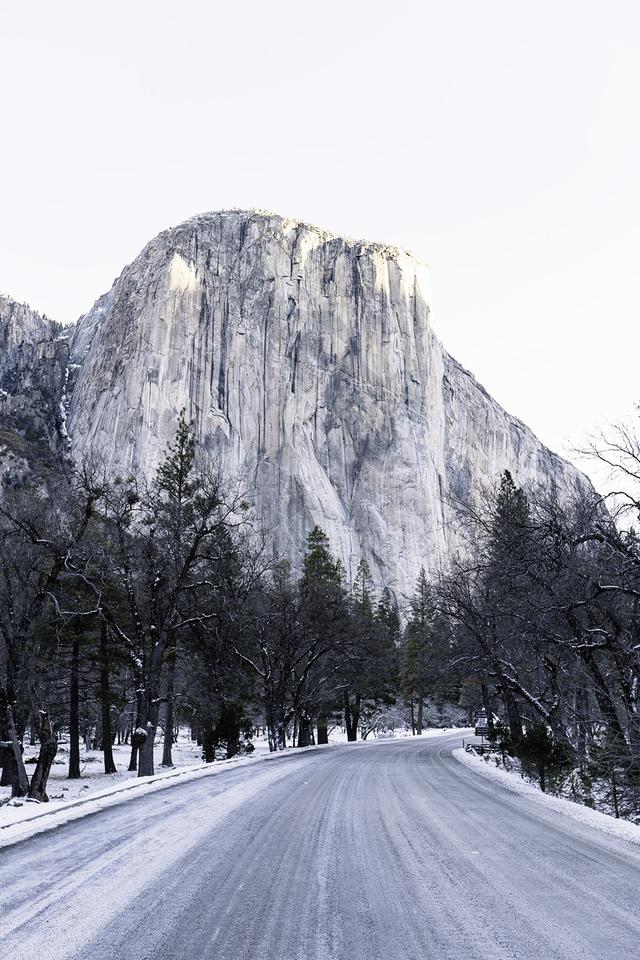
[483,470,532,745]
[352,558,374,619]
[155,410,197,768]
[490,470,530,563]
[402,567,438,735]
[377,588,401,649]
[296,527,348,747]
[156,408,196,505]
[300,526,342,589]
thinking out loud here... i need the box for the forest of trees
[1,412,640,822]
[437,434,640,819]
[0,414,442,803]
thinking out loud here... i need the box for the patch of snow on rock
[168,251,198,294]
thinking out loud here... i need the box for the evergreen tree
[401,568,456,733]
[402,567,437,735]
[352,558,375,619]
[156,408,196,505]
[377,588,401,649]
[155,410,197,767]
[340,560,399,740]
[295,527,348,747]
[300,526,342,589]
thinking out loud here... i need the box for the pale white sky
[1,1,639,485]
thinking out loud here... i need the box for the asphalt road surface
[1,733,639,960]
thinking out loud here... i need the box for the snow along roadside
[0,743,334,849]
[453,747,640,847]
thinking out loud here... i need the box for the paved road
[1,733,640,960]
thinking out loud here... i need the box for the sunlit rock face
[67,211,586,593]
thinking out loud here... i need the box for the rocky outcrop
[63,211,587,594]
[0,295,69,483]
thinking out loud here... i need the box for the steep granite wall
[66,211,585,593]
[0,295,69,481]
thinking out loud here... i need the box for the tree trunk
[410,699,416,736]
[278,715,287,749]
[266,697,288,752]
[161,658,176,767]
[344,690,354,741]
[68,637,81,779]
[496,670,522,745]
[416,697,424,735]
[202,725,216,762]
[503,689,522,744]
[161,697,174,766]
[138,694,160,777]
[99,625,117,775]
[297,713,312,747]
[611,766,620,819]
[317,712,329,745]
[28,710,58,802]
[481,681,495,737]
[0,693,29,797]
[574,681,588,761]
[138,631,168,777]
[128,741,138,772]
[128,682,145,772]
[224,708,242,759]
[138,723,156,776]
[352,693,361,739]
[265,704,277,752]
[580,650,633,770]
[344,690,360,742]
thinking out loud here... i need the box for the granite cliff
[54,210,586,593]
[0,294,69,484]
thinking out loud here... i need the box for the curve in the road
[1,734,639,960]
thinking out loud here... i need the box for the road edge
[0,743,335,849]
[452,746,640,847]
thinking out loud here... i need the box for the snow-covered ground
[0,727,461,846]
[5,730,207,803]
[453,746,640,847]
[0,728,308,842]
